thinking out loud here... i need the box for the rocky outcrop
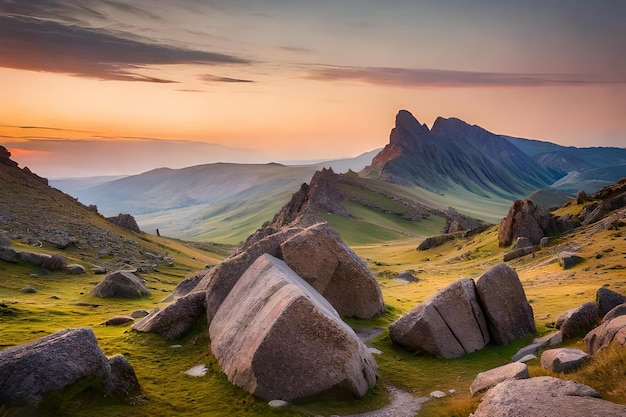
[497,200,562,247]
[107,213,141,233]
[584,315,626,355]
[558,251,585,269]
[92,270,149,298]
[209,254,378,401]
[555,302,597,338]
[389,278,489,358]
[475,263,536,345]
[0,328,140,409]
[469,362,529,396]
[596,287,626,318]
[471,377,626,417]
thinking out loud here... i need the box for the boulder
[19,252,66,270]
[107,354,141,397]
[503,246,533,262]
[394,270,419,283]
[389,278,489,358]
[0,328,140,408]
[0,231,10,247]
[92,271,149,298]
[132,291,206,340]
[107,213,141,233]
[280,223,384,318]
[558,251,585,269]
[514,237,534,249]
[540,348,589,373]
[539,236,549,248]
[469,362,529,396]
[131,309,149,319]
[471,377,626,417]
[584,315,626,355]
[162,269,210,302]
[602,303,626,323]
[209,254,377,401]
[497,200,557,247]
[103,316,135,326]
[596,287,626,318]
[474,263,536,345]
[511,342,543,362]
[66,264,86,275]
[555,302,598,338]
[0,246,19,263]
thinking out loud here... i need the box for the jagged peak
[390,110,430,147]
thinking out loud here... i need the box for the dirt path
[340,385,428,417]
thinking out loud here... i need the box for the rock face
[584,315,626,355]
[555,302,598,338]
[0,328,140,408]
[107,213,141,233]
[596,287,626,318]
[209,254,378,401]
[471,377,626,417]
[475,263,536,345]
[469,362,529,396]
[389,278,489,358]
[92,270,149,298]
[497,199,561,247]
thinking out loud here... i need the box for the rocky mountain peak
[390,110,430,148]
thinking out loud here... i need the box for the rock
[0,246,20,263]
[474,263,536,345]
[19,252,66,270]
[471,377,626,417]
[103,316,135,326]
[0,231,10,247]
[394,270,419,283]
[602,303,626,323]
[516,354,537,363]
[162,269,210,302]
[584,315,626,355]
[514,237,534,249]
[0,328,140,408]
[209,254,377,401]
[596,287,626,318]
[503,246,533,261]
[558,251,585,269]
[389,278,489,358]
[91,270,149,298]
[280,222,384,318]
[132,291,206,340]
[107,213,141,233]
[268,399,289,408]
[430,390,446,398]
[511,342,543,362]
[540,348,589,373]
[107,354,141,397]
[92,266,107,274]
[20,285,37,293]
[539,236,549,248]
[131,309,149,319]
[184,365,208,377]
[497,200,558,247]
[533,330,563,347]
[470,362,529,396]
[65,263,86,274]
[555,302,597,338]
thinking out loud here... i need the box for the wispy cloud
[200,74,254,83]
[0,15,250,82]
[308,66,626,88]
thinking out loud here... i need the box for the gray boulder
[19,252,66,270]
[162,269,210,302]
[394,270,419,283]
[0,246,19,263]
[503,246,533,262]
[0,328,140,408]
[389,278,489,358]
[558,251,585,269]
[556,302,598,338]
[602,303,626,323]
[280,223,384,318]
[65,263,86,275]
[209,254,378,401]
[92,271,149,298]
[107,354,141,397]
[584,315,626,355]
[132,291,206,340]
[103,316,135,326]
[540,348,589,373]
[470,362,529,396]
[514,237,534,249]
[471,377,626,417]
[475,263,536,345]
[596,287,626,318]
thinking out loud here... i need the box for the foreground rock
[470,362,528,396]
[540,348,589,373]
[471,376,626,417]
[389,278,489,358]
[555,302,598,338]
[475,263,536,345]
[584,315,626,355]
[92,270,149,298]
[0,328,140,408]
[209,254,378,401]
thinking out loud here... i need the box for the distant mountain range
[50,110,626,243]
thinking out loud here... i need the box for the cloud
[200,74,254,83]
[0,15,250,82]
[308,66,626,88]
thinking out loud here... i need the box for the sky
[1,0,625,177]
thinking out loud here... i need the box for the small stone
[66,264,86,275]
[268,400,289,408]
[184,364,207,377]
[430,390,446,398]
[20,285,37,293]
[131,309,149,319]
[368,347,382,355]
[515,354,537,363]
[170,345,182,349]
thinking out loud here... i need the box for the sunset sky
[1,1,625,177]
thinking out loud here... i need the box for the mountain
[362,110,561,199]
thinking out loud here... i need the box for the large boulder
[584,315,626,355]
[209,254,378,401]
[0,328,140,409]
[474,263,536,345]
[132,291,206,340]
[596,287,626,318]
[92,271,149,298]
[471,377,626,417]
[280,223,384,318]
[555,302,598,338]
[469,362,529,396]
[497,200,558,247]
[389,278,489,358]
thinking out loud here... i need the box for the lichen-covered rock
[209,254,377,401]
[92,270,149,298]
[389,278,489,358]
[555,302,597,338]
[470,362,529,396]
[475,263,536,345]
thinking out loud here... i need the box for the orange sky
[1,1,625,177]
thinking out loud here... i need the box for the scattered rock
[503,246,533,261]
[161,269,210,302]
[103,316,135,326]
[393,270,419,283]
[0,246,20,263]
[584,315,626,355]
[65,263,86,275]
[514,237,534,249]
[558,251,585,269]
[430,390,446,398]
[555,302,597,338]
[516,354,537,363]
[471,377,626,417]
[533,330,563,347]
[184,365,208,377]
[540,348,589,373]
[470,362,529,396]
[596,287,626,318]
[92,266,107,274]
[108,354,141,397]
[539,236,549,248]
[475,263,536,345]
[511,342,543,362]
[19,252,67,270]
[268,400,289,408]
[130,309,149,319]
[20,285,37,293]
[602,303,626,323]
[209,254,378,401]
[91,270,149,298]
